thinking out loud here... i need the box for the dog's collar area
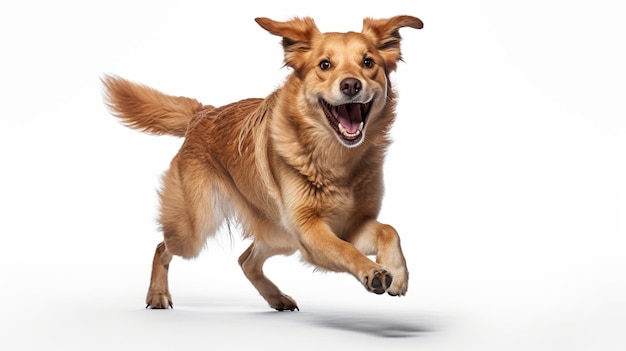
[320,99,372,146]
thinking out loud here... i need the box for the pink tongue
[337,104,361,133]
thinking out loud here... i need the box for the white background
[1,1,625,350]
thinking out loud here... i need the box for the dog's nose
[340,78,362,97]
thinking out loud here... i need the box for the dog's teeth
[338,123,347,134]
[338,123,363,138]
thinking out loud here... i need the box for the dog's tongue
[337,104,361,133]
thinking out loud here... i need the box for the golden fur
[102,16,423,310]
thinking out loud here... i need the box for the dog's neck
[267,80,392,192]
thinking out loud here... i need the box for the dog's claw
[145,291,173,309]
[275,305,299,312]
[270,293,299,311]
[276,306,300,312]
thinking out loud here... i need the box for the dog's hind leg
[145,156,228,308]
[146,241,174,308]
[238,242,299,311]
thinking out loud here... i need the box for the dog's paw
[386,268,408,296]
[269,294,299,311]
[362,269,393,295]
[146,291,173,309]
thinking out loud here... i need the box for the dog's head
[256,16,422,148]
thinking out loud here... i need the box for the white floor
[2,1,625,350]
[3,235,625,351]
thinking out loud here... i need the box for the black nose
[340,78,362,97]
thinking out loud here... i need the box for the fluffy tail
[101,75,205,137]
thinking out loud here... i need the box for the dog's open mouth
[320,99,373,146]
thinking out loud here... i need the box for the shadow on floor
[304,311,433,338]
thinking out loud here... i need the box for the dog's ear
[255,17,320,72]
[361,15,423,72]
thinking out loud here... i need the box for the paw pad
[367,270,393,294]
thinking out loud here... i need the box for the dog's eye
[319,60,331,70]
[363,58,375,68]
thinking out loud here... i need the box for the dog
[102,15,423,310]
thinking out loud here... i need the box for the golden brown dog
[102,15,423,310]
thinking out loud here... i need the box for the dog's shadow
[178,297,434,338]
[257,309,434,338]
[305,312,432,338]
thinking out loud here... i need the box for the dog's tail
[101,75,205,137]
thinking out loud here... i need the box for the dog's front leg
[344,221,409,296]
[297,221,393,295]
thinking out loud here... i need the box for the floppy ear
[361,15,423,72]
[255,17,321,72]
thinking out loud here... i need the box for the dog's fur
[102,16,423,310]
